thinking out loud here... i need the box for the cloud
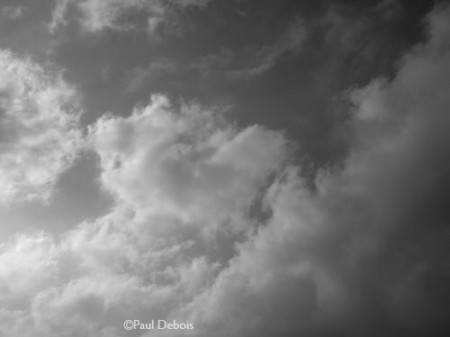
[0,92,290,336]
[227,17,307,80]
[49,0,215,35]
[0,206,218,337]
[2,5,450,337]
[190,48,235,80]
[124,60,177,94]
[1,5,26,22]
[89,94,288,231]
[188,17,306,81]
[165,7,450,336]
[0,50,82,204]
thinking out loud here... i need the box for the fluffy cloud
[0,206,219,337]
[0,91,290,336]
[89,94,287,231]
[1,5,450,337]
[50,0,214,34]
[0,50,82,203]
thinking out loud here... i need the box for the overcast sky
[1,0,450,336]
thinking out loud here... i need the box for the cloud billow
[0,50,82,204]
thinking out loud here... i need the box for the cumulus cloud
[1,5,450,337]
[89,94,288,233]
[0,93,289,336]
[0,50,82,203]
[49,0,215,34]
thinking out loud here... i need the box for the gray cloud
[1,4,450,337]
[187,17,307,82]
[227,17,307,80]
[124,60,177,94]
[1,5,26,22]
[49,0,215,35]
[173,6,450,336]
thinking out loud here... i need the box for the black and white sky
[1,0,450,336]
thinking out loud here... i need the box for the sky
[1,0,450,336]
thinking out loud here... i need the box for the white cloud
[0,50,82,204]
[0,205,220,336]
[89,94,287,232]
[0,90,290,336]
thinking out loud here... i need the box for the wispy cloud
[1,5,26,22]
[190,48,234,79]
[49,0,215,35]
[227,17,307,80]
[124,60,177,94]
